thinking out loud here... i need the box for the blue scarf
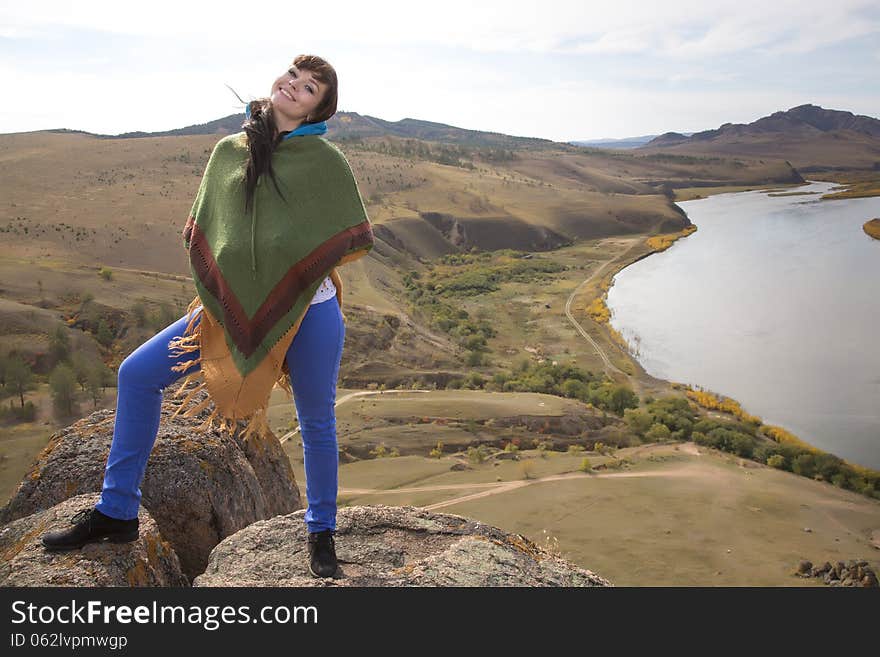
[244,102,328,138]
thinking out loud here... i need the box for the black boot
[41,506,139,551]
[307,529,338,578]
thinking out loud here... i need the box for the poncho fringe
[167,264,356,442]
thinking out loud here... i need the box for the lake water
[606,181,880,470]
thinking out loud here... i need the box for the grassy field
[673,182,806,202]
[303,440,880,586]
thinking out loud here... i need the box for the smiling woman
[41,53,373,583]
[238,54,339,214]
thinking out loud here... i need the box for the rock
[449,463,470,471]
[803,527,812,533]
[796,560,812,576]
[0,493,187,587]
[194,505,612,587]
[0,384,302,581]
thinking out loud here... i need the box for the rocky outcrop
[795,559,878,587]
[0,493,187,587]
[193,505,612,587]
[0,383,302,580]
[1,386,614,588]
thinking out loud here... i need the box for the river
[606,180,880,469]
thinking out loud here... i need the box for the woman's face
[270,64,326,130]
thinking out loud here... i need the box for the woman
[41,55,374,580]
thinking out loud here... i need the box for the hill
[639,104,880,172]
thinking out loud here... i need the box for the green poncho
[168,131,374,439]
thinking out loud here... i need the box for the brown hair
[238,55,339,211]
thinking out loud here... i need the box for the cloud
[2,0,878,57]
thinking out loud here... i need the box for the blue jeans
[95,295,345,534]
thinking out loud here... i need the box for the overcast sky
[1,0,878,142]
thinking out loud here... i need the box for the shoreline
[595,191,879,477]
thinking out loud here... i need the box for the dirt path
[563,238,643,382]
[341,466,700,511]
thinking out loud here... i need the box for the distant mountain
[569,134,694,149]
[643,104,880,148]
[638,104,880,170]
[330,114,555,149]
[81,111,557,150]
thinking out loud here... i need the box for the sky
[1,0,878,142]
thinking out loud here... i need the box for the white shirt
[310,275,337,305]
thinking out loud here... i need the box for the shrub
[578,457,592,473]
[466,445,490,464]
[730,433,756,458]
[518,459,536,479]
[0,400,37,422]
[767,454,786,469]
[792,454,816,478]
[99,266,113,281]
[645,423,672,442]
[624,408,653,436]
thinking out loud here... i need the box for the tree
[49,362,78,417]
[70,352,91,392]
[96,319,114,347]
[85,365,104,409]
[5,354,34,407]
[609,384,639,415]
[48,324,71,366]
